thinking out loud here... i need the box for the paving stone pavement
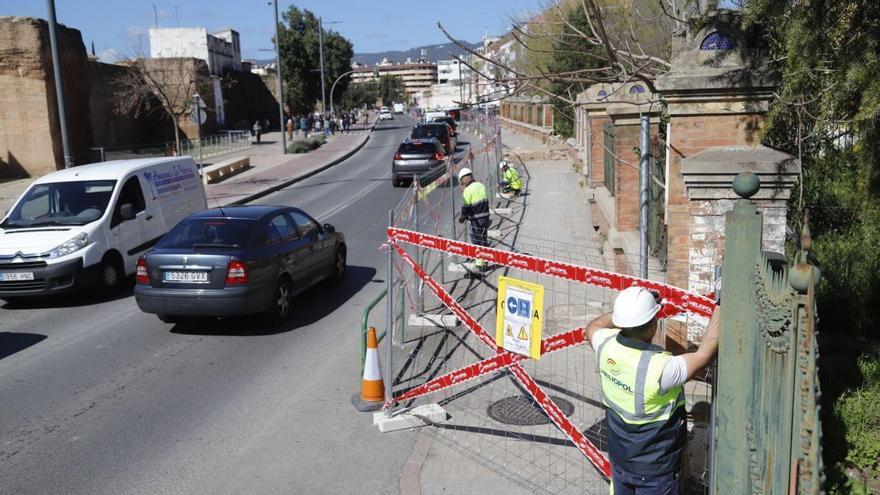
[407,129,612,495]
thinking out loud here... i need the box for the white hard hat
[499,160,509,170]
[457,167,473,181]
[611,286,661,328]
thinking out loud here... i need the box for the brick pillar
[654,10,801,347]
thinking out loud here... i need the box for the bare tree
[112,57,213,152]
[445,0,681,110]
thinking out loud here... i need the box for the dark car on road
[134,205,346,324]
[392,138,447,187]
[431,116,457,135]
[411,123,456,155]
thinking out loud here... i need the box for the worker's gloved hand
[457,214,467,223]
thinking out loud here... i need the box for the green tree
[545,5,604,138]
[378,75,405,104]
[276,7,353,114]
[340,80,379,110]
[743,1,880,490]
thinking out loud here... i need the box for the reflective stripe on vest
[504,167,522,190]
[596,331,685,425]
[463,182,489,218]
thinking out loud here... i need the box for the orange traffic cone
[352,327,385,412]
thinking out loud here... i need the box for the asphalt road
[0,115,437,494]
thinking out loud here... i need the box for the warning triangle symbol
[518,327,528,340]
[506,324,513,337]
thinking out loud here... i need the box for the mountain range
[352,41,480,66]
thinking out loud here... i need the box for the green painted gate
[713,173,823,494]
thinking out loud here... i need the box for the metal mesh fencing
[382,113,715,494]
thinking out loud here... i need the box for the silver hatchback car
[392,138,447,187]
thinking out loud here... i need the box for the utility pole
[46,0,73,168]
[272,0,286,153]
[639,115,650,279]
[318,17,328,136]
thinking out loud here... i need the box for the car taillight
[394,153,402,160]
[434,152,445,160]
[136,257,150,285]
[226,259,248,285]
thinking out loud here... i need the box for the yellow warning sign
[495,276,544,359]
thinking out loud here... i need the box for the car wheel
[264,277,291,323]
[331,247,346,285]
[97,255,123,295]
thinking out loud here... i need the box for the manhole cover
[487,395,575,426]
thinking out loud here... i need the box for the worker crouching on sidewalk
[498,158,523,197]
[585,287,720,495]
[457,167,490,271]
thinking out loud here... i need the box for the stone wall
[87,61,170,151]
[222,70,279,130]
[0,16,91,178]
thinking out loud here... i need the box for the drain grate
[487,395,575,426]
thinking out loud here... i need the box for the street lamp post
[318,17,327,136]
[45,0,73,168]
[329,69,356,116]
[271,0,286,153]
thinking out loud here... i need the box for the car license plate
[164,271,208,283]
[0,272,35,281]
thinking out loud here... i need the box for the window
[290,210,319,238]
[266,213,298,245]
[112,176,146,226]
[158,219,256,249]
[603,123,615,195]
[1,180,117,229]
[700,32,736,51]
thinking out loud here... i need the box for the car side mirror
[120,203,136,221]
[323,223,335,234]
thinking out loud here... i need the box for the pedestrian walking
[253,120,262,144]
[498,158,523,197]
[457,167,490,272]
[585,288,720,495]
[301,115,309,138]
[342,113,351,133]
[286,117,294,141]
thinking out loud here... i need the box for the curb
[229,117,379,206]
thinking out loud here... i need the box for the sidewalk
[406,128,609,495]
[0,116,377,214]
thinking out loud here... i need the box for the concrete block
[204,157,250,183]
[447,262,467,273]
[408,314,459,328]
[374,403,447,432]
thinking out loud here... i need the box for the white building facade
[148,27,241,76]
[148,27,243,127]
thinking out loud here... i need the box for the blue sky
[4,0,542,61]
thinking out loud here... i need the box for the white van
[0,157,207,298]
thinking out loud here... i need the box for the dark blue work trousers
[611,464,681,495]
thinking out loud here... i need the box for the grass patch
[287,136,325,154]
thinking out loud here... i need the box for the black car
[392,138,447,187]
[134,205,346,323]
[431,116,457,135]
[411,123,456,155]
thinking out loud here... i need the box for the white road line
[314,172,391,221]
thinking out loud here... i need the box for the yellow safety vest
[462,181,489,220]
[503,167,522,191]
[596,330,686,476]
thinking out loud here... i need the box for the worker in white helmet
[457,167,490,271]
[498,158,523,197]
[585,287,720,494]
